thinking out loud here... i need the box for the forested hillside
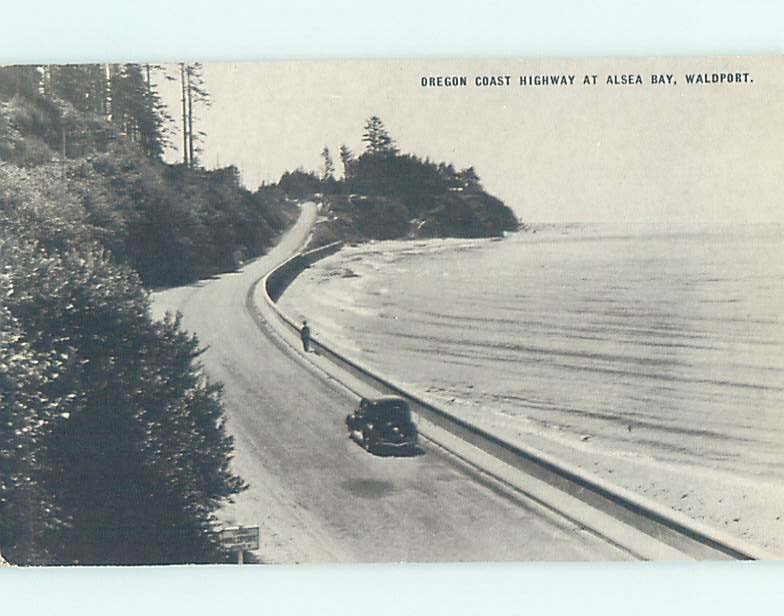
[279,116,520,247]
[1,65,518,566]
[0,65,297,285]
[0,64,294,565]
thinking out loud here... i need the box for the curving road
[151,202,629,563]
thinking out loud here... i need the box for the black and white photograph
[1,54,783,569]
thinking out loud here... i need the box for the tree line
[279,115,519,245]
[0,64,297,285]
[292,115,488,201]
[0,63,208,164]
[0,64,296,564]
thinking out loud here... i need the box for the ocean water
[280,223,784,550]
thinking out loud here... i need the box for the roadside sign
[220,526,259,552]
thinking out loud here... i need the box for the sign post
[219,526,259,565]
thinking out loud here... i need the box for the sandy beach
[281,223,784,555]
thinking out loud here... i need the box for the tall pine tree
[179,63,210,168]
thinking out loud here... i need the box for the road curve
[151,202,629,563]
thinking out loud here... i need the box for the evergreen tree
[179,63,210,167]
[5,63,171,161]
[339,144,354,180]
[109,64,170,158]
[0,66,41,99]
[48,65,106,115]
[457,166,482,191]
[321,146,335,182]
[278,168,321,197]
[362,115,396,155]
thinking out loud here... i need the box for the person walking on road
[300,320,311,352]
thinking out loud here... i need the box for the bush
[309,143,519,243]
[278,169,321,198]
[0,230,245,565]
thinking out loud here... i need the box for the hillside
[0,64,298,286]
[277,116,520,248]
[0,63,294,566]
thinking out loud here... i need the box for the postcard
[1,56,781,565]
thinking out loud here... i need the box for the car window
[356,399,369,417]
[368,401,411,422]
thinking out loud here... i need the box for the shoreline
[277,228,784,556]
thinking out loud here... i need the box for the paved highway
[151,202,629,563]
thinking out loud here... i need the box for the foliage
[109,64,171,159]
[317,195,411,244]
[0,63,170,163]
[0,63,301,564]
[0,276,65,565]
[361,115,396,155]
[1,146,296,288]
[302,116,519,246]
[0,164,96,252]
[179,63,210,168]
[47,65,108,115]
[339,144,354,180]
[320,147,338,194]
[278,168,322,198]
[0,222,245,564]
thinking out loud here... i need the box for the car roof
[362,395,407,404]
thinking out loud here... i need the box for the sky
[157,57,784,223]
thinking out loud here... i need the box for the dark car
[345,396,418,453]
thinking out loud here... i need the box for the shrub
[0,232,245,565]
